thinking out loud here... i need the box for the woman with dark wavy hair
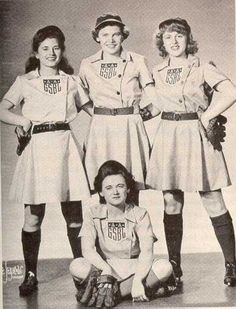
[70,160,175,306]
[0,25,90,296]
[146,18,236,286]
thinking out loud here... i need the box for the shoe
[224,262,236,287]
[19,271,38,297]
[165,273,177,288]
[155,284,176,298]
[170,260,183,284]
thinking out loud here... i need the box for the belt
[32,123,70,134]
[94,106,134,116]
[161,112,198,121]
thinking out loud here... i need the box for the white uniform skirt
[9,129,90,204]
[146,119,231,192]
[84,114,150,190]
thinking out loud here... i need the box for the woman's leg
[163,190,184,281]
[20,204,45,296]
[61,201,83,258]
[199,189,236,286]
[69,258,173,299]
[119,259,173,298]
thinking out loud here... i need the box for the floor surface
[2,253,236,309]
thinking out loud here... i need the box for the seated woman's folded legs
[69,258,173,297]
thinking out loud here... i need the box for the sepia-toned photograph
[1,0,236,308]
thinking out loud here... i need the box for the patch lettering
[43,79,61,94]
[166,68,183,84]
[100,63,118,79]
[107,222,126,241]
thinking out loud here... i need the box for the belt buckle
[173,113,181,121]
[48,123,56,131]
[111,108,118,116]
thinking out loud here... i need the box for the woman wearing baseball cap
[78,13,160,203]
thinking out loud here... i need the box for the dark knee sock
[22,229,41,277]
[67,226,82,258]
[163,212,183,267]
[210,211,236,264]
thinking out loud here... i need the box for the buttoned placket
[178,63,195,112]
[117,58,128,107]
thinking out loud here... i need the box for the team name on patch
[100,63,118,79]
[107,222,126,241]
[43,79,61,94]
[166,68,183,85]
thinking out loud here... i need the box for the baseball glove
[76,265,101,304]
[15,126,31,156]
[140,107,153,121]
[203,115,227,151]
[87,274,120,308]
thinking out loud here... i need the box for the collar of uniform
[91,203,136,222]
[157,54,200,71]
[124,204,136,222]
[89,48,132,63]
[25,68,67,80]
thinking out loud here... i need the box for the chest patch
[100,63,118,79]
[43,79,62,94]
[166,68,183,85]
[107,221,126,241]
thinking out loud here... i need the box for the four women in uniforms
[1,12,236,303]
[0,25,90,296]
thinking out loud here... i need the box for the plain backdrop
[0,0,236,261]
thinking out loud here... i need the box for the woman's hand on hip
[22,118,32,133]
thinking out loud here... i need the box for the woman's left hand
[131,278,149,302]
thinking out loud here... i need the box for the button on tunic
[146,56,231,191]
[79,50,153,189]
[3,69,90,204]
[80,203,157,256]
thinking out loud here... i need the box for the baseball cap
[95,13,125,30]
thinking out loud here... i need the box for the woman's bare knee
[23,205,45,231]
[163,190,184,214]
[69,258,91,280]
[151,259,173,282]
[199,190,227,217]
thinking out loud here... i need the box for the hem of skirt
[145,182,232,192]
[9,194,91,205]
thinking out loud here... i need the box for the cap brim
[95,18,125,30]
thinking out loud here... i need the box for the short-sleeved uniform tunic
[146,55,231,192]
[3,69,90,204]
[79,49,153,190]
[80,203,157,279]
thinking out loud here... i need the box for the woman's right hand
[22,119,32,134]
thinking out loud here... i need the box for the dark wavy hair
[94,160,136,204]
[154,18,198,58]
[25,25,74,74]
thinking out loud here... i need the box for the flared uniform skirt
[146,119,231,192]
[84,114,150,190]
[9,129,90,204]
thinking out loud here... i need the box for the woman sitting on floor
[69,160,175,307]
